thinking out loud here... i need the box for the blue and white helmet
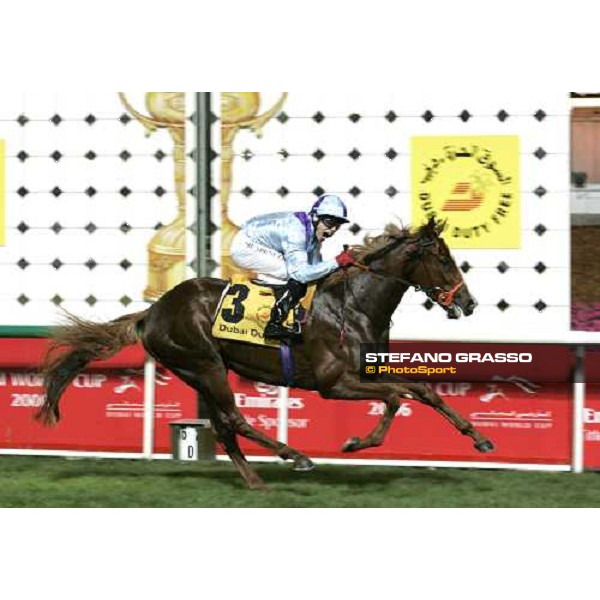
[310,194,349,223]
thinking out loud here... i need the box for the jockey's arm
[282,228,338,284]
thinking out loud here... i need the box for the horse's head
[401,218,477,319]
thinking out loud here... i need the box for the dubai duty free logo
[412,135,521,249]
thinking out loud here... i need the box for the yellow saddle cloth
[212,275,316,347]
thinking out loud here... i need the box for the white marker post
[143,356,156,459]
[277,386,289,446]
[572,345,585,474]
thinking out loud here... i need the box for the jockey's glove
[335,249,356,268]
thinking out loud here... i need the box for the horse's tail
[35,310,148,426]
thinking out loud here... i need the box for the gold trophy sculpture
[220,92,287,279]
[118,92,186,301]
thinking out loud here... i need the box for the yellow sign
[0,140,4,245]
[212,275,315,347]
[412,136,520,248]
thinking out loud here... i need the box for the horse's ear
[421,217,446,239]
[424,216,438,237]
[425,217,447,235]
[435,219,448,235]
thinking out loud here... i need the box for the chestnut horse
[37,219,494,489]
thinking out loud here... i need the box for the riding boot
[264,279,308,340]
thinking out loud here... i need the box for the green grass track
[1,456,600,507]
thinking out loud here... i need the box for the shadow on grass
[48,460,463,491]
[260,465,461,487]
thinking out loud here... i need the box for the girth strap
[279,342,295,387]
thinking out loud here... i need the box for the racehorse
[37,218,494,490]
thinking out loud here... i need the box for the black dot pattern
[0,94,208,322]
[0,95,564,327]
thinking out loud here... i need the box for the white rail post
[143,356,156,459]
[572,345,585,473]
[277,386,289,446]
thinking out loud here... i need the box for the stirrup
[264,321,301,341]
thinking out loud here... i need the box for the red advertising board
[0,365,198,453]
[0,338,584,469]
[0,369,145,452]
[0,339,197,453]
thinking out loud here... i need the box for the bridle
[337,234,465,346]
[344,237,465,308]
[364,264,464,308]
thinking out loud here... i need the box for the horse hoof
[293,456,315,472]
[475,440,495,453]
[342,437,361,453]
[247,479,268,492]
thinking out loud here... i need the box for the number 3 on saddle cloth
[212,275,316,348]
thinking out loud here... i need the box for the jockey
[230,194,356,339]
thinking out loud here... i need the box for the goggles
[319,216,345,229]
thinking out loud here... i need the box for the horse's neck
[347,270,408,334]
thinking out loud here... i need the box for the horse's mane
[324,222,427,287]
[352,223,411,263]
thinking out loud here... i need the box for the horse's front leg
[403,382,495,453]
[319,373,407,452]
[318,371,495,455]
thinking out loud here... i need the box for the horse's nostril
[464,298,478,315]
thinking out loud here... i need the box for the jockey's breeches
[230,231,288,282]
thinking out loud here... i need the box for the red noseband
[437,281,464,307]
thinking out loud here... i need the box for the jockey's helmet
[310,194,349,224]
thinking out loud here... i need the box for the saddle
[212,275,316,347]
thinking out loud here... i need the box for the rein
[347,247,465,306]
[337,239,464,347]
[366,264,463,306]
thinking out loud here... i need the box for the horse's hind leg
[173,365,313,482]
[229,409,315,472]
[199,372,315,472]
[170,365,266,490]
[205,403,267,491]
